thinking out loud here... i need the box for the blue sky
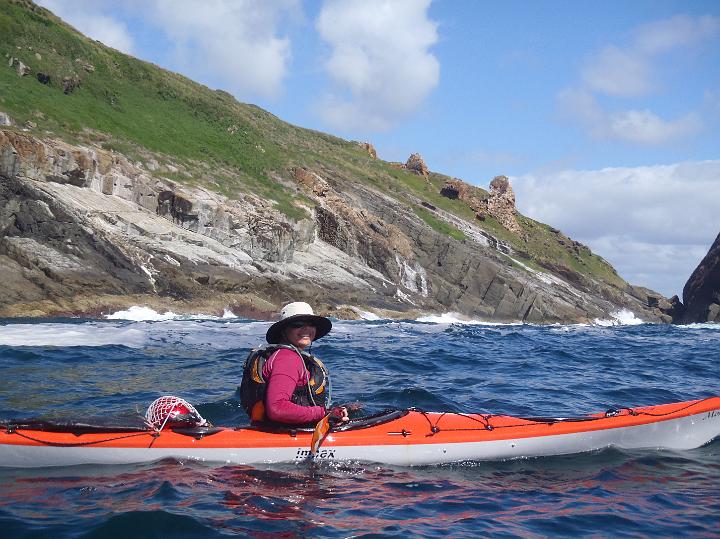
[37,0,720,300]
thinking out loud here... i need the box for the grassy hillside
[0,0,627,289]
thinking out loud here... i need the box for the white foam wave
[416,312,521,325]
[105,306,180,321]
[0,318,269,348]
[105,305,239,321]
[550,323,589,332]
[593,309,644,326]
[0,324,147,347]
[353,309,381,321]
[675,322,720,330]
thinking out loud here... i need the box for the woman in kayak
[239,302,348,426]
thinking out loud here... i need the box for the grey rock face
[675,232,720,324]
[0,129,391,317]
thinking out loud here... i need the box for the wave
[342,309,514,325]
[675,322,720,330]
[222,308,237,319]
[99,305,649,329]
[351,309,382,321]
[0,323,148,348]
[416,310,643,327]
[0,319,267,349]
[105,306,179,321]
[593,309,644,327]
[415,312,521,325]
[105,306,238,321]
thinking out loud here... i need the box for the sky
[35,0,720,299]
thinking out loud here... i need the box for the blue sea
[0,311,718,538]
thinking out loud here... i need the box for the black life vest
[239,344,331,423]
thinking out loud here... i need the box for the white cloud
[606,109,702,145]
[561,15,720,145]
[581,46,653,97]
[557,88,703,144]
[512,161,720,296]
[36,0,135,54]
[634,14,720,54]
[315,0,439,131]
[582,15,720,98]
[588,237,710,299]
[144,0,299,100]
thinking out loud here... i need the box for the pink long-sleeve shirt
[261,348,326,425]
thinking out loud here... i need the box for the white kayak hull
[2,398,719,468]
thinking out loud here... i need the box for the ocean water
[0,313,718,538]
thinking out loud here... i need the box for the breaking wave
[415,312,521,325]
[593,309,644,326]
[105,306,238,321]
[0,322,148,348]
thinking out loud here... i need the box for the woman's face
[283,320,316,349]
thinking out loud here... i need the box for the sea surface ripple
[0,317,718,538]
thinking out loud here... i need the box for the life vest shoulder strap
[244,344,316,384]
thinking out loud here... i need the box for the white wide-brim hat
[266,301,332,344]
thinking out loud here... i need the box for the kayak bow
[1,397,719,468]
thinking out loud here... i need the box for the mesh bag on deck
[145,395,207,431]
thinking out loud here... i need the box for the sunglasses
[286,320,316,329]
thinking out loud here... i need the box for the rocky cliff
[0,0,674,322]
[0,127,671,322]
[673,232,720,324]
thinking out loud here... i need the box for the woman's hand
[343,402,363,412]
[328,406,349,424]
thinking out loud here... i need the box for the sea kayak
[1,397,719,468]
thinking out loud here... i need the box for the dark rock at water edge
[674,232,720,324]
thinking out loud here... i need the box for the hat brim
[266,314,332,344]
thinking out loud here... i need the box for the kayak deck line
[3,428,152,448]
[1,397,719,467]
[414,396,720,437]
[3,397,719,447]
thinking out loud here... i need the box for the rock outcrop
[62,74,81,94]
[75,58,95,73]
[674,232,720,323]
[9,57,30,77]
[487,175,522,236]
[406,153,429,177]
[440,179,467,200]
[440,176,522,234]
[358,142,377,158]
